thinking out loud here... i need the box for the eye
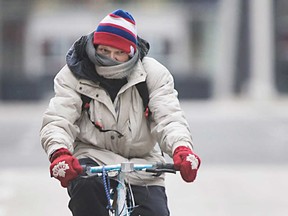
[97,47,110,55]
[101,48,109,54]
[116,50,126,56]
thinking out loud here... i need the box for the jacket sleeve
[142,58,193,157]
[40,65,82,158]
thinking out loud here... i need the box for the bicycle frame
[85,162,175,216]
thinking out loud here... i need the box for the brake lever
[146,168,176,176]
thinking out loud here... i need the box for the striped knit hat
[93,9,137,57]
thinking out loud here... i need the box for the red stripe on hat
[93,32,136,54]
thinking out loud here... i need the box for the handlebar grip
[146,168,176,174]
[155,163,175,170]
[145,163,177,176]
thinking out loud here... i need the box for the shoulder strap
[135,81,149,111]
[135,81,151,118]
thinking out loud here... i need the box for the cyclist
[40,9,201,216]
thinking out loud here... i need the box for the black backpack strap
[135,81,151,118]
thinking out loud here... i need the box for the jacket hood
[66,33,150,81]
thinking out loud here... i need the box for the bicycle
[82,162,177,216]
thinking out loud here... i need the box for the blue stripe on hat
[112,9,135,23]
[96,25,136,44]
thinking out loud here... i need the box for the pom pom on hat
[93,9,137,57]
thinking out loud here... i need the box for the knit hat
[93,9,137,57]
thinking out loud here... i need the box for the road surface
[0,98,287,215]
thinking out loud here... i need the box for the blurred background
[0,0,287,215]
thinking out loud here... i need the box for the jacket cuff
[47,144,69,160]
[172,141,193,155]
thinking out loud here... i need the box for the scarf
[86,36,139,79]
[85,36,139,101]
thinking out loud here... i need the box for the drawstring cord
[84,102,124,138]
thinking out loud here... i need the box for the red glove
[49,148,83,188]
[173,146,201,183]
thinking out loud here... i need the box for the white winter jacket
[40,56,193,186]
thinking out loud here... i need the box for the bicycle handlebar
[82,162,177,175]
[145,163,176,174]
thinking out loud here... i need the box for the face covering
[86,35,139,79]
